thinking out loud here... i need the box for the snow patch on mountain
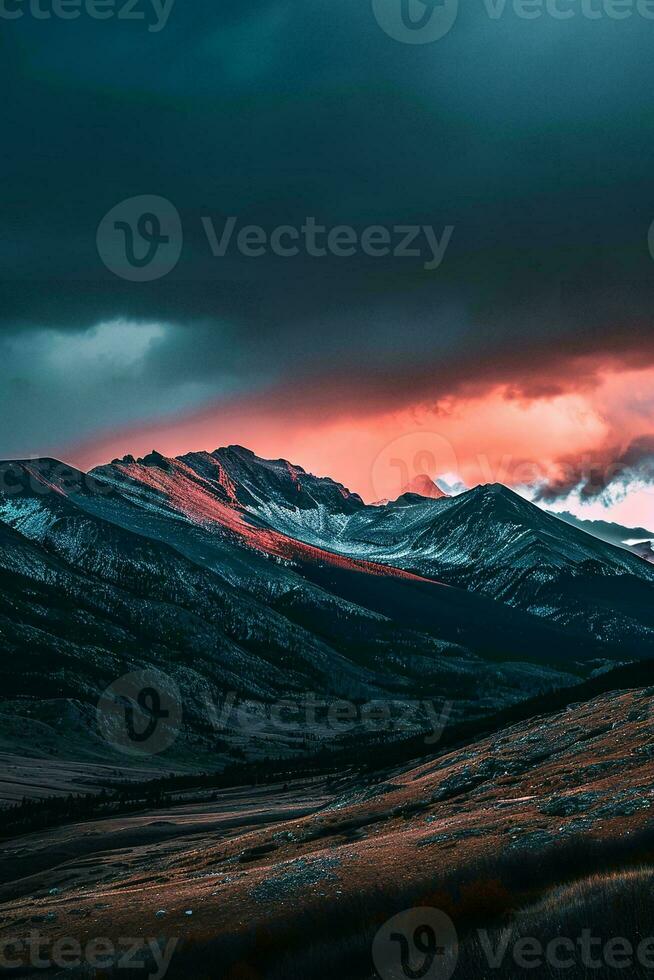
[0,497,57,543]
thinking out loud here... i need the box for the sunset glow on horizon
[60,358,654,530]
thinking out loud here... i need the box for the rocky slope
[143,449,654,654]
[1,680,653,978]
[0,453,600,773]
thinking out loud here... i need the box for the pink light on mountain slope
[105,454,429,583]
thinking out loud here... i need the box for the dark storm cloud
[2,0,654,458]
[535,436,654,502]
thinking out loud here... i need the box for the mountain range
[555,510,654,561]
[1,445,653,774]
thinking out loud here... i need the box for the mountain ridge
[1,442,653,772]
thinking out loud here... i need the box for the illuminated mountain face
[88,447,654,642]
[1,442,654,768]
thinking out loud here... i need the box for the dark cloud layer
[2,1,654,461]
[536,436,654,503]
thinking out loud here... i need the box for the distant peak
[472,482,515,496]
[213,445,312,478]
[220,445,255,457]
[464,482,539,513]
[400,474,448,500]
[138,450,174,472]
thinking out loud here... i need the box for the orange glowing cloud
[62,358,654,526]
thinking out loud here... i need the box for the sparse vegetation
[125,825,654,980]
